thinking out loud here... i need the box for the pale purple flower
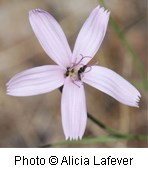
[6,6,141,140]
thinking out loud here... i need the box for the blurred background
[0,0,147,147]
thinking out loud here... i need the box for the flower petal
[61,77,87,140]
[29,9,72,68]
[7,65,65,96]
[82,66,141,107]
[72,6,110,64]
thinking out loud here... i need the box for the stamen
[65,54,93,86]
[75,54,92,67]
[70,54,92,70]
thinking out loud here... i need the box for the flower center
[65,54,93,83]
[65,67,79,81]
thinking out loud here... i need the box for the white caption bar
[0,148,147,175]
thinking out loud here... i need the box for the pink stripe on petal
[29,9,72,68]
[72,6,110,64]
[7,65,65,96]
[83,66,141,107]
[61,77,87,140]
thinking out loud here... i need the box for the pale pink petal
[61,77,87,140]
[82,66,141,107]
[72,6,110,64]
[7,65,65,96]
[29,9,72,68]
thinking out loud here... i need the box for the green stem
[99,0,147,90]
[40,114,147,147]
[40,110,147,147]
[88,113,147,141]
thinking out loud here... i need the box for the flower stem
[40,112,147,147]
[88,112,147,141]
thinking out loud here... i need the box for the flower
[6,6,141,140]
